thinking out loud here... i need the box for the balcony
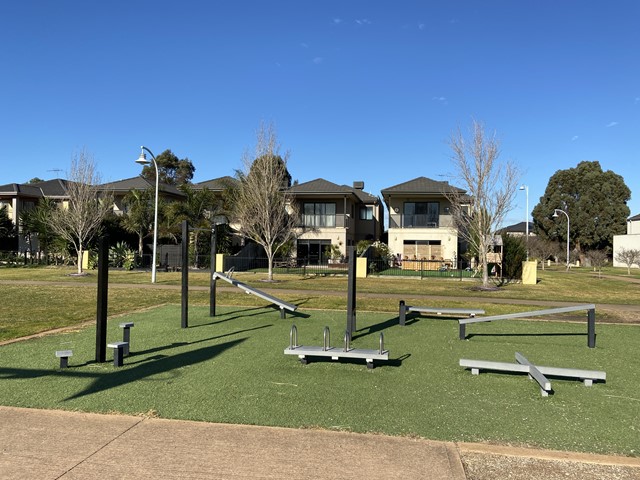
[297,214,352,230]
[401,214,439,228]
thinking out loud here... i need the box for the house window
[303,203,336,227]
[359,206,373,220]
[403,202,439,228]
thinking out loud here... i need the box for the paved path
[0,406,466,480]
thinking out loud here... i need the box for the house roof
[29,179,73,197]
[288,178,379,204]
[0,183,44,198]
[99,177,185,197]
[629,214,640,222]
[194,176,237,191]
[499,221,533,234]
[380,176,466,196]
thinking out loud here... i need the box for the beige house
[381,177,466,267]
[612,213,640,269]
[287,179,383,264]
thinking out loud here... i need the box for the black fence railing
[366,258,475,279]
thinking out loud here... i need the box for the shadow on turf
[291,353,410,369]
[465,332,587,340]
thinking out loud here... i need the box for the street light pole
[519,184,529,260]
[136,146,159,283]
[553,208,570,270]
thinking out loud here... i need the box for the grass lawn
[1,304,638,456]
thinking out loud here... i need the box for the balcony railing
[401,214,439,228]
[297,214,352,229]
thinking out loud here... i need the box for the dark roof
[629,214,640,222]
[99,177,185,197]
[29,179,72,197]
[498,221,533,234]
[194,176,237,191]
[380,176,466,196]
[289,178,354,195]
[0,183,44,198]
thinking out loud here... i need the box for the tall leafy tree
[232,122,298,281]
[121,188,154,256]
[532,161,630,254]
[140,149,195,186]
[18,197,57,257]
[0,205,16,249]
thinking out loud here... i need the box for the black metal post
[346,246,356,336]
[587,308,596,348]
[95,236,109,363]
[399,300,406,326]
[181,220,189,328]
[210,224,217,317]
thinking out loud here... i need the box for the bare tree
[49,149,113,274]
[233,123,298,281]
[586,249,608,279]
[447,121,520,288]
[527,236,558,270]
[615,247,640,275]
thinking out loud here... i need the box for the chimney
[353,181,364,190]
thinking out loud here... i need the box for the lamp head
[552,209,559,218]
[135,147,150,166]
[519,185,526,191]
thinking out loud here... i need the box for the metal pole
[95,236,109,362]
[210,224,217,317]
[587,308,596,348]
[346,245,356,336]
[181,220,189,328]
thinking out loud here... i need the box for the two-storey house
[287,179,383,264]
[381,177,466,268]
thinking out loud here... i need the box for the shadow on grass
[65,338,246,401]
[291,353,410,369]
[465,332,587,340]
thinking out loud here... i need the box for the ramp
[212,272,298,318]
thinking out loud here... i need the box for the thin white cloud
[300,42,309,49]
[606,121,619,128]
[635,97,640,104]
[418,23,425,30]
[355,19,371,25]
[312,57,323,64]
[333,18,342,25]
[432,96,448,105]
[571,135,579,141]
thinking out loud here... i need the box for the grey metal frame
[399,300,485,326]
[458,304,597,348]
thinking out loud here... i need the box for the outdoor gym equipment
[398,300,484,326]
[460,352,606,397]
[284,325,389,369]
[458,304,597,348]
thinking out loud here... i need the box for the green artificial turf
[1,304,638,457]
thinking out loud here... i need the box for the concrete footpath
[0,406,466,480]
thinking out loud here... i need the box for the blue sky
[1,1,638,226]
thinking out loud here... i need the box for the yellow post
[82,250,89,270]
[356,257,368,278]
[522,261,537,285]
[215,253,224,272]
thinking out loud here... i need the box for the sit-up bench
[399,300,484,326]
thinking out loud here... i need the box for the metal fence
[366,258,476,279]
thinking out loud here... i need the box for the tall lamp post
[553,208,570,270]
[519,184,529,260]
[135,146,159,283]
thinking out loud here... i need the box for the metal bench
[284,325,389,369]
[107,341,129,367]
[460,352,606,396]
[55,350,73,368]
[398,300,485,326]
[458,304,597,348]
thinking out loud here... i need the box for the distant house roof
[380,176,466,196]
[194,176,237,191]
[288,178,379,204]
[0,183,44,198]
[499,221,534,235]
[629,214,640,222]
[99,177,185,198]
[29,179,73,198]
